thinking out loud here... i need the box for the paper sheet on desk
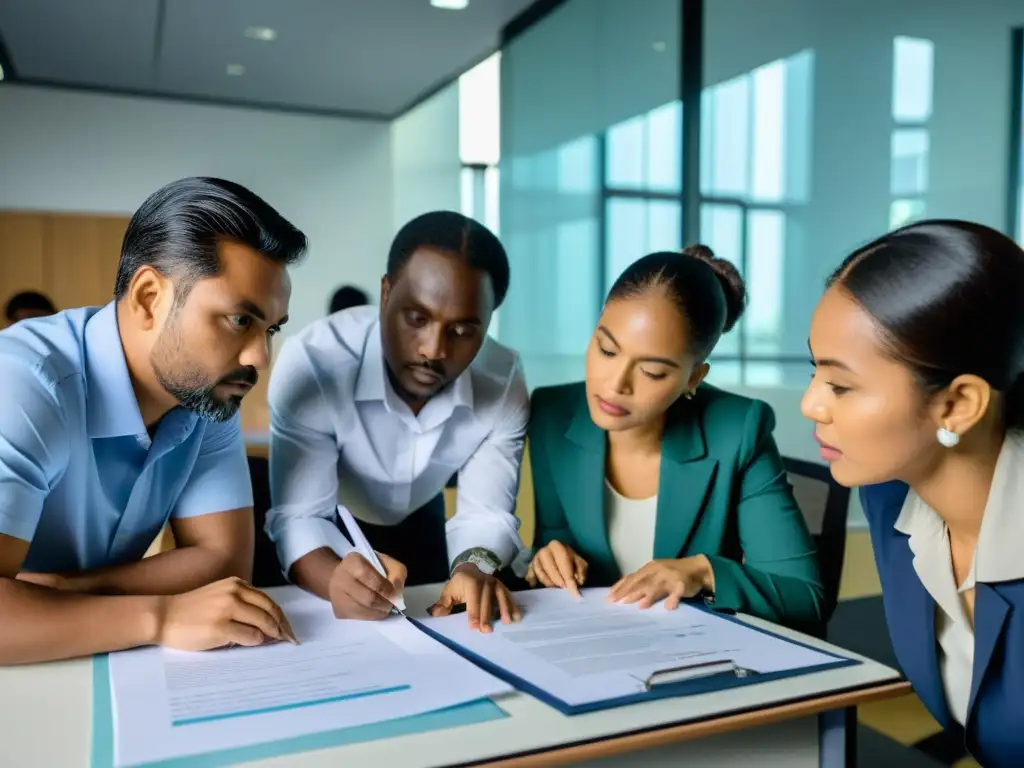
[415,588,852,711]
[108,588,511,768]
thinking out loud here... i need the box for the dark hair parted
[386,211,510,308]
[607,245,747,360]
[114,177,308,301]
[4,290,56,321]
[828,219,1024,430]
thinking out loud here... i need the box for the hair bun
[681,244,747,332]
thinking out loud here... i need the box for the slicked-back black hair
[828,219,1024,430]
[114,177,307,301]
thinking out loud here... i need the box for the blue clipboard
[90,655,506,768]
[410,604,860,716]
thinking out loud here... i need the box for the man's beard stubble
[150,316,257,423]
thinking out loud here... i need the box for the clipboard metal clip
[642,659,754,691]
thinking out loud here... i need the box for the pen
[336,505,407,614]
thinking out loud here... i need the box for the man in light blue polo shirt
[0,177,307,665]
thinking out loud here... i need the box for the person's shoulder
[693,383,769,429]
[680,384,780,461]
[529,381,585,430]
[0,307,96,390]
[469,334,522,385]
[277,306,374,369]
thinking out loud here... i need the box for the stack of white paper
[108,587,510,767]
[415,588,848,710]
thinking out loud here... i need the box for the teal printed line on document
[172,685,412,726]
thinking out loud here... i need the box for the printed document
[108,587,510,767]
[416,588,847,709]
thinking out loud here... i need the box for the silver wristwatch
[451,547,502,576]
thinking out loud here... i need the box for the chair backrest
[782,456,851,623]
[248,455,288,588]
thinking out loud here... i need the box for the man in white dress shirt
[266,212,528,632]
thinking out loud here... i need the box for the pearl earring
[937,427,960,448]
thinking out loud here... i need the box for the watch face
[471,556,496,575]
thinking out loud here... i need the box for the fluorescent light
[244,26,277,41]
[0,63,4,81]
[431,0,469,9]
[226,64,246,76]
[652,41,667,53]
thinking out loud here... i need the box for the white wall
[390,82,461,233]
[0,85,394,336]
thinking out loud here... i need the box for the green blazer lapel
[653,405,719,560]
[552,403,617,579]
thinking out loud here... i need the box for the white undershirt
[604,481,658,576]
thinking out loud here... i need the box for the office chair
[782,456,851,630]
[248,455,289,588]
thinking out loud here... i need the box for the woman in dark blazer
[802,220,1024,766]
[525,247,825,628]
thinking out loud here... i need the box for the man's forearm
[289,548,341,601]
[59,545,248,596]
[0,578,160,665]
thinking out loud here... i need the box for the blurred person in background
[4,291,56,326]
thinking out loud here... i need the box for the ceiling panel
[0,0,159,91]
[0,0,537,117]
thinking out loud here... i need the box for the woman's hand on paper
[608,555,715,610]
[430,564,521,634]
[525,540,587,598]
[328,551,407,620]
[154,577,298,650]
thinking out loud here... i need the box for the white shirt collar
[895,432,1024,585]
[353,320,474,423]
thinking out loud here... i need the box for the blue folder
[411,605,860,716]
[90,655,506,768]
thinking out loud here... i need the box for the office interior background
[2,1,1023,764]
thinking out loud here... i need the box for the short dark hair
[4,290,56,321]
[607,246,747,360]
[386,211,509,307]
[828,219,1024,431]
[114,177,308,301]
[329,285,369,314]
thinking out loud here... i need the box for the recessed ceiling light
[226,64,246,76]
[652,41,667,52]
[431,0,469,9]
[244,26,277,41]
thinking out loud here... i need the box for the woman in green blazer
[525,247,825,627]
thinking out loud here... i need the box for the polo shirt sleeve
[0,359,69,543]
[172,413,254,518]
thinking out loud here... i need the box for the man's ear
[930,374,992,438]
[125,267,173,331]
[380,275,390,308]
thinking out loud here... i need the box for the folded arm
[1,534,161,665]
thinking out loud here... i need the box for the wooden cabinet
[0,211,129,312]
[0,213,48,300]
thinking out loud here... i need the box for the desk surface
[0,586,910,768]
